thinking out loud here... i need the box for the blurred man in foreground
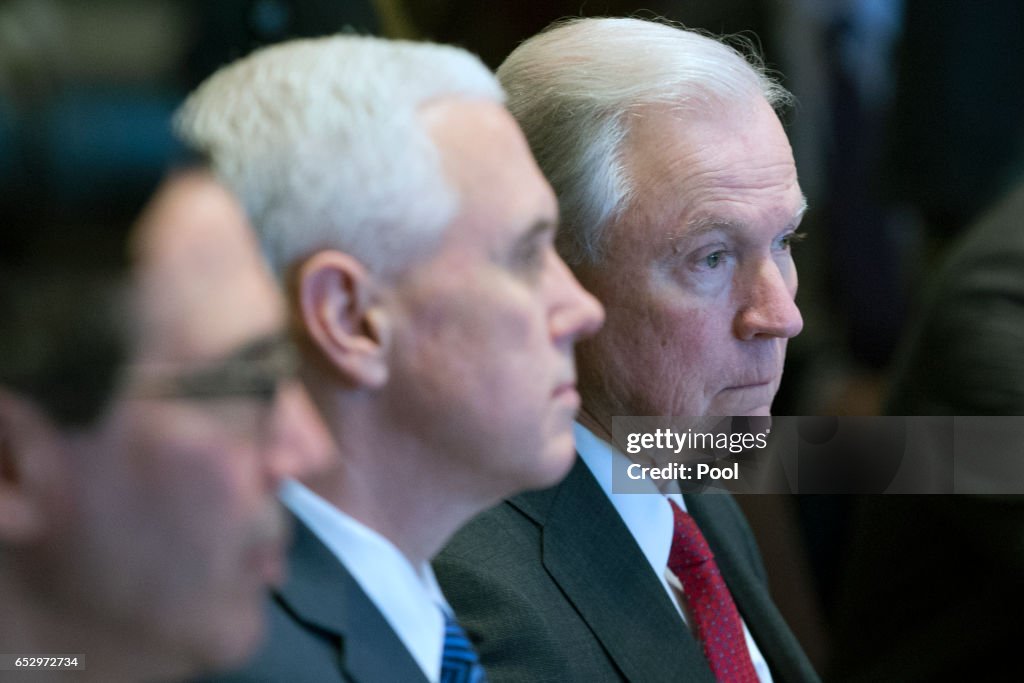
[436,17,818,682]
[0,169,328,682]
[178,35,603,682]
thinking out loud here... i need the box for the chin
[203,619,266,673]
[195,598,268,672]
[526,438,578,491]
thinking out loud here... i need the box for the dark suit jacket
[435,457,819,682]
[201,517,429,683]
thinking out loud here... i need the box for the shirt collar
[574,422,686,582]
[280,479,448,683]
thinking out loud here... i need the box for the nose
[547,251,605,345]
[734,258,803,341]
[262,380,335,487]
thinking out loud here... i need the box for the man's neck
[302,415,495,567]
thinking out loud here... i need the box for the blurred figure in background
[0,167,329,681]
[829,179,1024,682]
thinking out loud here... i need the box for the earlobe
[295,251,390,389]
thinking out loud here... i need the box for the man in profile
[436,17,818,682]
[177,35,603,682]
[0,168,329,681]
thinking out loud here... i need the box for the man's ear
[295,251,390,389]
[0,391,55,543]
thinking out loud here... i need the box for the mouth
[247,505,289,586]
[247,538,287,587]
[552,381,581,407]
[715,378,778,416]
[723,371,780,391]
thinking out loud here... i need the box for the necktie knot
[668,500,715,570]
[441,612,487,683]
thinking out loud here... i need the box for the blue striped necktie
[441,612,487,683]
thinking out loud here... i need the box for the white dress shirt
[575,422,773,682]
[280,479,449,683]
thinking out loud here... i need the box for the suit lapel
[528,458,716,682]
[685,494,817,682]
[276,517,430,683]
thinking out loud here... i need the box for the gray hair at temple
[175,35,504,280]
[497,17,793,266]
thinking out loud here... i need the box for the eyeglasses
[126,332,299,402]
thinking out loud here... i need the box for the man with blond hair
[436,18,819,682]
[178,34,603,682]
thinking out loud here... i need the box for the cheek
[614,281,723,373]
[128,411,257,557]
[587,283,729,415]
[647,308,719,411]
[408,285,545,387]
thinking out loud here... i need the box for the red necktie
[667,499,759,682]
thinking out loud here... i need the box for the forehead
[130,171,284,365]
[621,98,802,245]
[420,98,557,248]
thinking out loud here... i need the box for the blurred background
[3,0,1023,678]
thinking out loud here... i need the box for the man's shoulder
[439,457,607,564]
[440,492,550,562]
[195,594,352,683]
[203,517,427,683]
[437,467,817,682]
[435,460,691,683]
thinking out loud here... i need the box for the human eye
[703,250,726,269]
[776,231,807,252]
[171,370,279,404]
[690,244,733,272]
[512,238,545,271]
[508,226,554,280]
[131,334,294,405]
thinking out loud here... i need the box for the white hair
[497,17,793,265]
[175,35,504,279]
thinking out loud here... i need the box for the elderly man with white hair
[178,35,604,683]
[435,17,819,683]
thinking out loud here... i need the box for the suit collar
[276,516,430,683]
[533,458,717,682]
[507,483,558,525]
[519,460,816,682]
